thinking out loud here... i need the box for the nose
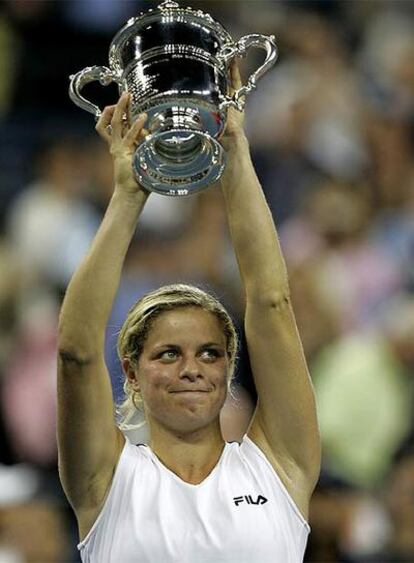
[179,356,203,382]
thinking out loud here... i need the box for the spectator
[7,137,101,293]
[312,294,414,489]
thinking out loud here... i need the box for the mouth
[170,390,210,394]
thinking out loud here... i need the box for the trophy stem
[150,107,203,136]
[133,125,226,196]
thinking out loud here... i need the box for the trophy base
[133,128,226,197]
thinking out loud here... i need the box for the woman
[57,62,321,562]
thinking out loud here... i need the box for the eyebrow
[154,342,225,350]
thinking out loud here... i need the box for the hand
[220,59,247,152]
[95,92,149,195]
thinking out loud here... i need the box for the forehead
[145,307,226,347]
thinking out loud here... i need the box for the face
[127,307,229,435]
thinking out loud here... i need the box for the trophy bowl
[69,0,278,196]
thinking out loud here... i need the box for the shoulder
[222,435,311,533]
[77,436,144,540]
[245,428,315,522]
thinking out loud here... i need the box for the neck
[147,419,225,484]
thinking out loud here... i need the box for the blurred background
[0,0,413,561]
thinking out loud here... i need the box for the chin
[146,392,227,434]
[155,408,222,436]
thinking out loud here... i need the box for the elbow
[267,291,291,310]
[57,328,102,366]
[58,347,95,367]
[247,288,291,310]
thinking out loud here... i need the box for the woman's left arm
[219,63,321,518]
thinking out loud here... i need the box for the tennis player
[57,61,321,562]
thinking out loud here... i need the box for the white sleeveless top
[78,436,310,563]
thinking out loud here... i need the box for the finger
[111,92,130,138]
[139,128,150,140]
[230,59,243,91]
[136,128,150,146]
[124,113,148,146]
[95,105,116,143]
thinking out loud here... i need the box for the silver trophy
[69,0,278,196]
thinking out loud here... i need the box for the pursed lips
[169,389,210,393]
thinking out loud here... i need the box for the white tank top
[78,436,310,563]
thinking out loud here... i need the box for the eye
[200,348,220,361]
[158,349,179,361]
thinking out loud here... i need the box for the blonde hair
[116,283,239,430]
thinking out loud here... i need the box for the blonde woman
[57,62,321,562]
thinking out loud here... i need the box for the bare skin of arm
[57,93,150,539]
[220,63,321,520]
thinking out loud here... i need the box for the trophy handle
[69,66,123,120]
[218,34,278,111]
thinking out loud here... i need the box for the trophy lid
[108,0,233,72]
[158,1,180,8]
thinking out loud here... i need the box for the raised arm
[57,93,149,537]
[219,62,320,519]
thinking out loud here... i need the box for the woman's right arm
[57,93,149,535]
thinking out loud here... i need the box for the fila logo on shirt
[233,494,268,506]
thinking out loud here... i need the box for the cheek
[214,366,230,396]
[140,365,173,396]
[217,360,230,383]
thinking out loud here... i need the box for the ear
[122,358,140,391]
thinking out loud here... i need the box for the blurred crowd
[0,0,413,561]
